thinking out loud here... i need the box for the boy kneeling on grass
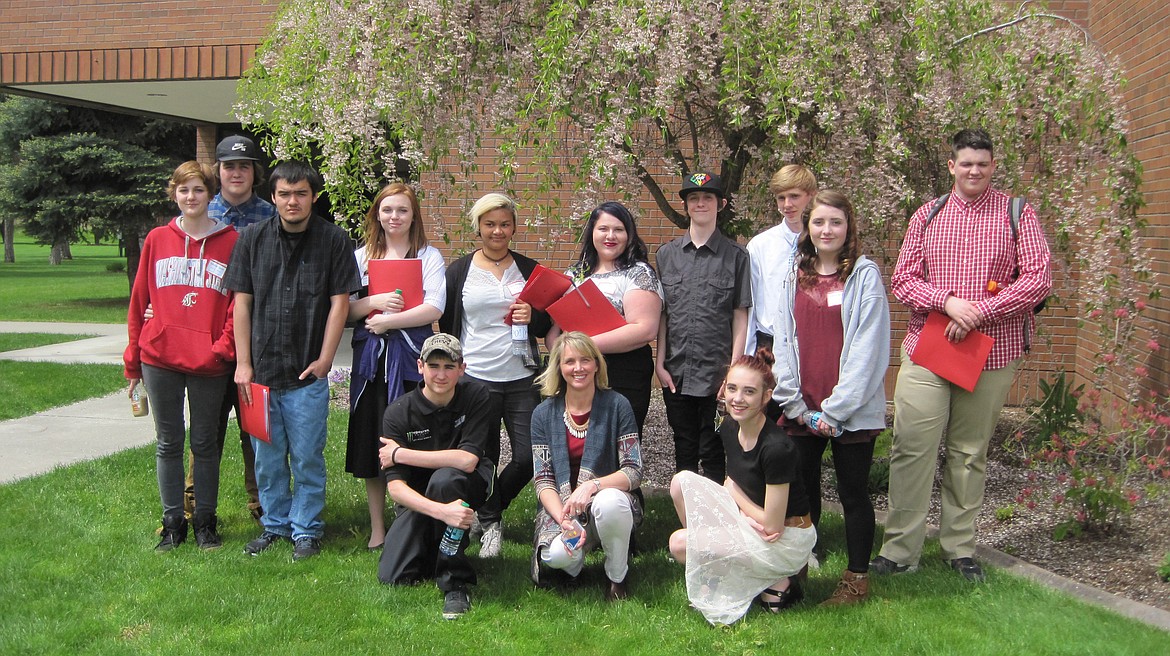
[376,334,496,620]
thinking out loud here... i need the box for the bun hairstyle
[728,353,776,390]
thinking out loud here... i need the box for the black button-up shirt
[224,215,360,389]
[656,229,752,396]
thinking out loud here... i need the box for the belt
[785,514,813,529]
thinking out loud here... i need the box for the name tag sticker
[506,280,526,297]
[827,290,843,307]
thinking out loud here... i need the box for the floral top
[570,261,663,317]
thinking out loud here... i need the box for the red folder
[546,279,627,337]
[368,259,424,311]
[517,265,573,311]
[238,382,271,443]
[909,312,995,392]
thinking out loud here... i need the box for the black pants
[604,345,654,435]
[377,464,491,592]
[790,433,876,573]
[469,375,533,525]
[662,389,724,483]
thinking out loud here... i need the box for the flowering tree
[237,0,1153,388]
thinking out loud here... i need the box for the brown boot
[820,569,869,607]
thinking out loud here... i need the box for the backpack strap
[920,194,949,282]
[1008,196,1025,242]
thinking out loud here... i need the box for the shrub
[1159,553,1170,583]
[105,262,125,273]
[1012,379,1170,540]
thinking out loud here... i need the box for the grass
[0,230,131,323]
[0,361,126,421]
[1,408,1166,655]
[0,333,94,352]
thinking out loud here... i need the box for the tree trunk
[125,232,143,295]
[49,240,64,265]
[62,241,73,260]
[2,217,13,263]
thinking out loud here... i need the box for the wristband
[391,446,401,465]
[592,479,602,494]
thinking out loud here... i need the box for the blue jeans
[252,378,329,540]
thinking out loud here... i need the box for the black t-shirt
[721,418,810,518]
[381,379,493,492]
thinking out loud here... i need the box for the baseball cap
[679,171,725,200]
[215,135,260,162]
[420,333,463,362]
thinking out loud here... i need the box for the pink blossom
[1114,308,1129,319]
[1135,300,1147,311]
[1089,309,1104,319]
[1054,493,1065,504]
[1076,510,1087,522]
[1148,339,1161,352]
[1085,476,1097,487]
[1102,353,1116,364]
[1026,501,1037,510]
[1135,366,1148,377]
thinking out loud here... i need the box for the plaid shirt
[224,216,360,389]
[209,193,278,229]
[891,186,1052,370]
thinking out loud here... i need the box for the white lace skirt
[677,471,817,625]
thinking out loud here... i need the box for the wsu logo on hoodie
[155,257,229,294]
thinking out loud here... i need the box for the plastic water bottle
[439,502,470,556]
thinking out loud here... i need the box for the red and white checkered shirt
[892,186,1052,370]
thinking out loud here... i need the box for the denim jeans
[141,364,230,519]
[253,377,329,539]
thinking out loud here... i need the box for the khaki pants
[879,347,1019,564]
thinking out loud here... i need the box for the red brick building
[2,0,1166,398]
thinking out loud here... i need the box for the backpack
[922,193,1046,315]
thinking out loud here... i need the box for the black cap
[679,171,724,200]
[215,136,260,162]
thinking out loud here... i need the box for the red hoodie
[124,218,239,379]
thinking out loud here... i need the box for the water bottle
[438,502,470,556]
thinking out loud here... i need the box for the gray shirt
[656,229,752,396]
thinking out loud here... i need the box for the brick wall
[0,0,277,82]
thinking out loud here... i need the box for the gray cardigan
[771,255,890,433]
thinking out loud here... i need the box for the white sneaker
[479,521,502,558]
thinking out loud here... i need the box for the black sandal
[758,576,804,613]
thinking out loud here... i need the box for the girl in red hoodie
[125,161,238,552]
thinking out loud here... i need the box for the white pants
[541,487,633,583]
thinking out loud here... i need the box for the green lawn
[0,408,1165,655]
[0,360,126,421]
[0,332,93,352]
[0,231,131,323]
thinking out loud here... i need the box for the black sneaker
[193,514,223,551]
[155,514,188,552]
[442,589,471,620]
[947,557,985,582]
[869,555,918,575]
[292,536,322,561]
[244,531,288,556]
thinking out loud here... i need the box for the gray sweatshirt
[770,255,890,433]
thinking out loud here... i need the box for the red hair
[727,353,776,390]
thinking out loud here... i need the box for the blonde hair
[167,161,217,200]
[467,192,518,231]
[536,331,610,397]
[767,164,818,196]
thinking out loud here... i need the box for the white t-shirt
[583,261,664,317]
[461,261,531,382]
[353,244,447,313]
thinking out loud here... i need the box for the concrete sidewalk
[0,321,353,484]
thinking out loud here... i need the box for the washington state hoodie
[124,218,238,380]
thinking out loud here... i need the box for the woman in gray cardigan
[770,190,890,606]
[529,332,642,601]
